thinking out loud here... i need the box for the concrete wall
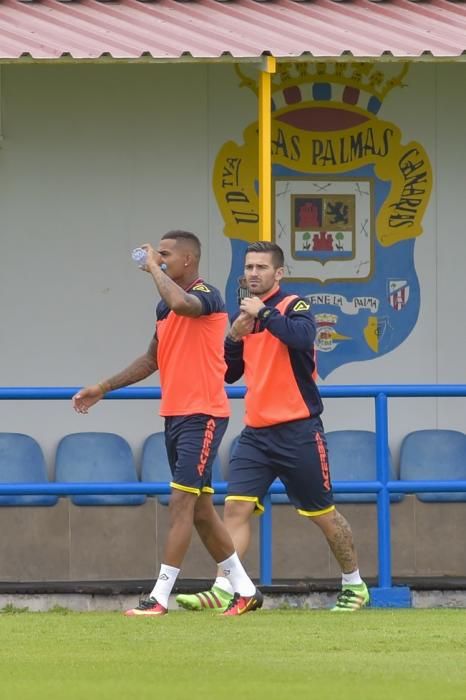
[1,498,465,582]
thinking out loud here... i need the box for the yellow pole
[258,56,276,242]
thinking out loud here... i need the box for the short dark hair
[161,230,201,260]
[246,241,284,269]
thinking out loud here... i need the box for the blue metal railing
[2,385,466,605]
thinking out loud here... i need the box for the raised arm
[142,244,203,317]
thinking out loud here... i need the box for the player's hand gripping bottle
[132,248,167,271]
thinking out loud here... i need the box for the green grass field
[1,609,465,700]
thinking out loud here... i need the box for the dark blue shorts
[226,416,334,516]
[165,414,228,495]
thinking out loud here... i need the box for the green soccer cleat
[176,585,233,612]
[331,582,370,611]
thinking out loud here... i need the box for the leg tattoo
[319,510,358,574]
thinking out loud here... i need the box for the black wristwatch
[257,306,272,321]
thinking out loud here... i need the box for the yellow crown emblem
[236,61,408,116]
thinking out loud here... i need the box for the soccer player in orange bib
[176,241,369,613]
[72,231,262,617]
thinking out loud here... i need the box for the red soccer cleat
[124,596,168,617]
[222,589,263,616]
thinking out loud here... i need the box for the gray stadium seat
[55,432,145,506]
[326,429,403,503]
[0,432,58,506]
[399,429,466,502]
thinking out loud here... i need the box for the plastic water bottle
[132,248,147,268]
[131,248,167,271]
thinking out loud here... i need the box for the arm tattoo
[104,337,158,391]
[150,268,202,317]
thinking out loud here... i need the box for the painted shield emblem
[214,62,432,378]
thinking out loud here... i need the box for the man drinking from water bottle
[73,230,262,618]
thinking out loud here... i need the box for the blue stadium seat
[399,429,466,502]
[228,434,290,504]
[141,432,226,505]
[55,432,145,506]
[0,432,58,506]
[326,430,403,503]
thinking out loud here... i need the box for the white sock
[213,576,234,595]
[150,563,180,608]
[218,552,255,597]
[342,569,363,586]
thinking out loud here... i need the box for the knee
[224,499,254,524]
[169,489,197,520]
[313,508,351,534]
[193,497,215,528]
[311,508,335,530]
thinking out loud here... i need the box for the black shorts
[226,416,334,516]
[165,414,228,495]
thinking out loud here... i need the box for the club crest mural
[213,62,432,378]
